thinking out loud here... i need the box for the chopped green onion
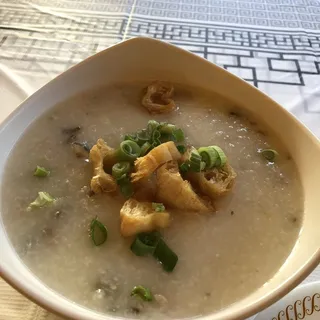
[179,162,189,173]
[153,238,178,272]
[147,120,160,135]
[117,140,141,162]
[172,128,185,142]
[131,232,178,272]
[152,202,165,212]
[198,147,219,169]
[117,174,134,198]
[261,149,278,162]
[189,149,203,172]
[136,129,150,146]
[152,130,162,147]
[90,217,108,246]
[124,133,138,143]
[159,123,176,135]
[28,192,55,210]
[34,166,50,177]
[140,142,152,156]
[177,145,186,154]
[131,286,153,302]
[130,231,161,256]
[112,162,131,180]
[212,146,227,167]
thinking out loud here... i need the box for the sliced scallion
[212,146,227,167]
[117,174,134,199]
[176,145,186,154]
[140,142,152,156]
[90,217,108,246]
[124,133,138,143]
[152,130,161,146]
[261,149,278,162]
[152,202,165,212]
[117,140,141,162]
[136,129,150,146]
[131,286,153,302]
[130,231,161,256]
[198,147,219,169]
[159,123,176,135]
[172,128,185,142]
[28,192,55,210]
[179,162,189,173]
[131,232,178,272]
[153,238,178,272]
[189,149,203,172]
[34,166,50,177]
[147,120,160,135]
[112,162,131,180]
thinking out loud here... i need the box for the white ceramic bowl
[0,38,320,320]
[254,281,320,320]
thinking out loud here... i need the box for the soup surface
[2,83,303,319]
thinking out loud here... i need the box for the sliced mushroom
[89,139,117,194]
[187,163,236,199]
[142,81,176,114]
[156,161,213,213]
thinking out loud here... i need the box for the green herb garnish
[198,147,219,169]
[131,286,153,302]
[176,145,186,154]
[261,149,278,162]
[90,217,108,246]
[147,120,160,135]
[153,238,178,272]
[112,162,131,180]
[34,166,50,177]
[117,140,141,162]
[131,231,178,272]
[172,128,184,142]
[179,162,189,173]
[130,231,161,256]
[140,142,152,156]
[117,174,134,199]
[136,129,151,145]
[152,202,165,212]
[212,146,227,167]
[152,129,162,147]
[189,149,203,172]
[28,192,55,210]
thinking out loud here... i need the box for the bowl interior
[0,37,320,320]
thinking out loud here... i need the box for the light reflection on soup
[1,83,303,319]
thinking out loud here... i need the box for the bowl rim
[0,36,320,320]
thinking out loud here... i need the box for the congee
[2,82,303,319]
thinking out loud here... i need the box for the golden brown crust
[156,161,214,213]
[142,81,176,114]
[120,198,170,237]
[89,139,117,194]
[187,163,236,199]
[131,141,181,182]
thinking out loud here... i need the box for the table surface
[0,0,319,320]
